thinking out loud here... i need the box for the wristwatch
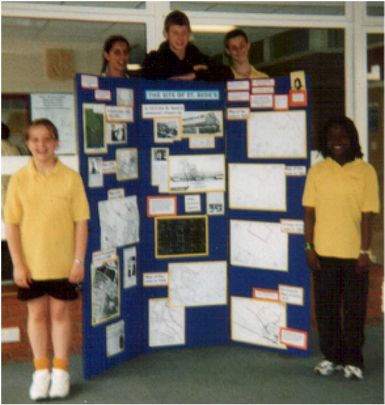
[304,242,314,251]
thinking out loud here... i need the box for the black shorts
[17,279,79,301]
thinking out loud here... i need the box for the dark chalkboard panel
[155,215,208,258]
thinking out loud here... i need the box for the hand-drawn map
[149,299,185,347]
[231,296,287,349]
[229,163,286,211]
[99,195,139,249]
[168,261,227,307]
[230,220,288,271]
[247,110,307,158]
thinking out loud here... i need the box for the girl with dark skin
[303,117,379,380]
[305,123,372,274]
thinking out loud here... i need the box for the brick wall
[2,286,82,363]
[2,265,383,363]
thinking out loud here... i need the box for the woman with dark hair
[302,116,379,380]
[101,35,130,78]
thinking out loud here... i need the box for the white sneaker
[49,368,70,398]
[314,360,343,376]
[29,369,50,401]
[344,365,364,380]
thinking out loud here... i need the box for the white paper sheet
[229,163,286,211]
[149,299,185,347]
[231,296,287,349]
[247,110,306,158]
[230,220,288,271]
[99,196,139,249]
[169,261,227,307]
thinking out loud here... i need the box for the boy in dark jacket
[141,10,231,81]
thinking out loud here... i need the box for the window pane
[367,33,384,264]
[172,1,345,15]
[10,1,146,9]
[192,27,345,149]
[2,17,146,93]
[366,1,384,17]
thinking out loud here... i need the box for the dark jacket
[141,41,232,82]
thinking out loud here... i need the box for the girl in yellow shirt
[303,116,379,380]
[5,119,90,400]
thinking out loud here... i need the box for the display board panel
[76,75,311,379]
[226,75,311,357]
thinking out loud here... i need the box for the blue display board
[76,74,311,379]
[226,76,311,356]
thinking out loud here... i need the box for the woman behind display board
[101,35,130,78]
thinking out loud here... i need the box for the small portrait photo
[152,147,168,162]
[108,123,127,144]
[88,157,103,188]
[154,117,182,143]
[116,88,134,107]
[123,246,137,289]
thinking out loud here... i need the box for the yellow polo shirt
[302,158,379,259]
[231,65,268,79]
[4,159,90,280]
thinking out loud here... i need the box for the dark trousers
[313,257,369,368]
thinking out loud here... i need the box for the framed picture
[155,215,208,258]
[83,103,107,154]
[154,116,182,143]
[91,257,120,326]
[168,154,225,193]
[182,111,223,137]
[107,123,127,144]
[147,196,177,217]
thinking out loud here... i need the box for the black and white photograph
[182,111,223,137]
[116,148,138,181]
[152,147,168,161]
[151,147,169,192]
[88,157,103,188]
[123,246,137,289]
[154,117,182,143]
[168,154,225,193]
[91,258,120,326]
[108,123,127,144]
[106,320,125,357]
[116,88,134,106]
[206,191,225,215]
